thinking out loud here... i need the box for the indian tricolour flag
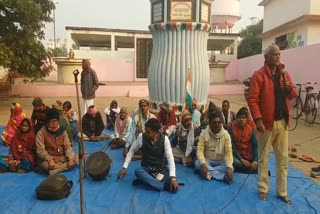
[185,71,194,114]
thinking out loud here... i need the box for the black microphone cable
[216,130,271,214]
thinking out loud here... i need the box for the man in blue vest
[117,118,179,193]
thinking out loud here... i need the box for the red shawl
[10,129,36,167]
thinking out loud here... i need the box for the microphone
[281,69,287,82]
[282,69,292,94]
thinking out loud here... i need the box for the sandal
[299,155,320,163]
[289,148,298,158]
[311,165,320,172]
[277,195,292,204]
[259,192,267,201]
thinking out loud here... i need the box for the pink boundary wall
[226,43,320,84]
[12,43,320,98]
[11,83,244,97]
[90,59,135,82]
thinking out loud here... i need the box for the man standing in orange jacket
[247,45,297,204]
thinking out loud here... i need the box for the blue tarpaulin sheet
[0,127,319,214]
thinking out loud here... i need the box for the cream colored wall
[263,0,309,32]
[262,36,274,50]
[262,24,308,50]
[310,0,320,14]
[307,22,320,45]
[74,50,134,60]
[209,65,227,83]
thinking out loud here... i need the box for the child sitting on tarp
[104,100,120,131]
[0,118,36,173]
[62,101,78,140]
[1,103,26,146]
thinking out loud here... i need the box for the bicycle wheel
[305,94,317,124]
[289,96,302,119]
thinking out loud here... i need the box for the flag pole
[182,68,190,111]
[179,68,190,136]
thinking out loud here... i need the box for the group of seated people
[106,98,258,192]
[0,97,258,194]
[0,98,78,175]
[118,98,258,192]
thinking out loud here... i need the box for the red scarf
[115,116,128,134]
[10,129,36,167]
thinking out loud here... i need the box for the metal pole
[52,1,59,49]
[53,7,56,49]
[73,69,85,214]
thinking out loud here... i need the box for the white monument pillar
[148,0,213,106]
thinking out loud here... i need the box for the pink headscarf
[1,103,26,146]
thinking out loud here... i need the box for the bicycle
[304,82,320,124]
[289,82,317,124]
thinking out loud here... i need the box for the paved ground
[1,94,320,184]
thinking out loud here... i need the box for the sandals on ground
[289,147,298,158]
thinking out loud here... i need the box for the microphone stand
[73,69,85,214]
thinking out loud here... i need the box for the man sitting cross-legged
[117,118,179,193]
[35,109,78,176]
[110,107,133,150]
[172,111,201,167]
[228,107,258,174]
[124,99,156,159]
[157,102,176,139]
[195,111,233,184]
[81,105,109,142]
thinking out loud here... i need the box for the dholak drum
[85,142,112,180]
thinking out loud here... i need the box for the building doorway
[136,38,153,78]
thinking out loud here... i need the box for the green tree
[0,0,55,80]
[237,18,263,59]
